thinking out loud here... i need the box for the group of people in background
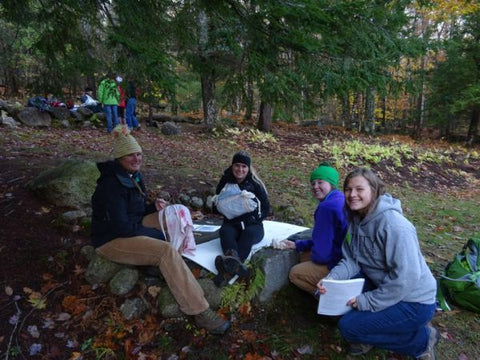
[83,73,140,133]
[90,123,438,358]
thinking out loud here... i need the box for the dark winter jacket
[215,167,270,225]
[91,160,163,248]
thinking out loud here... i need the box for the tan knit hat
[112,125,142,159]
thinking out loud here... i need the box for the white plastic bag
[158,204,196,255]
[83,94,98,106]
[214,183,260,220]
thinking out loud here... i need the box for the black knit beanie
[231,151,251,167]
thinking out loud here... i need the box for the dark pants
[219,222,264,261]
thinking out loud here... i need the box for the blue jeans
[338,301,436,357]
[126,98,139,128]
[104,104,118,132]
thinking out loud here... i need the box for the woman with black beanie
[214,150,270,286]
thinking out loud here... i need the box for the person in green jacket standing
[97,73,120,133]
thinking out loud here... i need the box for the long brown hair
[343,168,385,222]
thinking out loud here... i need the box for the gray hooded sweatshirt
[328,194,437,312]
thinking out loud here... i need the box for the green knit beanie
[310,162,339,187]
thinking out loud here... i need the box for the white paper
[193,224,221,232]
[183,220,309,274]
[317,278,365,316]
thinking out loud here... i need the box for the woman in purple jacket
[282,163,348,297]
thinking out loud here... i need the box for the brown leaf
[244,352,264,360]
[62,295,86,315]
[147,285,161,298]
[241,330,257,343]
[191,267,202,279]
[73,265,84,276]
[238,301,252,317]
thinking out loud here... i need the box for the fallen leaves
[147,285,161,298]
[24,287,47,310]
[2,125,480,360]
[62,295,86,316]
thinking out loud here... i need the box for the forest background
[1,0,480,142]
[1,1,480,360]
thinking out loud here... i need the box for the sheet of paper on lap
[184,220,309,274]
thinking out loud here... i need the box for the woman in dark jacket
[214,151,270,286]
[91,125,230,334]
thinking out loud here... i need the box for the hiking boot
[417,326,439,360]
[223,249,250,279]
[349,343,373,356]
[213,255,228,287]
[194,308,230,334]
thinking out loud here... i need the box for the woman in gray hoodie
[317,168,438,359]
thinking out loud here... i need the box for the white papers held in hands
[317,278,365,316]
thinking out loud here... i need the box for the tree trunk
[443,113,453,139]
[467,109,480,146]
[244,77,254,120]
[257,101,272,132]
[381,95,387,130]
[148,104,153,125]
[352,92,362,132]
[413,74,426,139]
[412,13,429,139]
[201,73,218,130]
[197,9,218,130]
[364,88,376,134]
[342,93,351,129]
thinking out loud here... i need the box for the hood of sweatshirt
[360,193,402,224]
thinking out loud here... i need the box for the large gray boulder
[161,121,180,135]
[85,254,123,285]
[27,159,99,210]
[252,247,299,302]
[109,268,139,295]
[120,298,148,320]
[17,107,52,127]
[0,99,23,117]
[0,116,18,128]
[157,278,222,318]
[50,107,71,121]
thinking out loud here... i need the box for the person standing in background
[116,76,126,125]
[126,78,140,130]
[97,73,120,133]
